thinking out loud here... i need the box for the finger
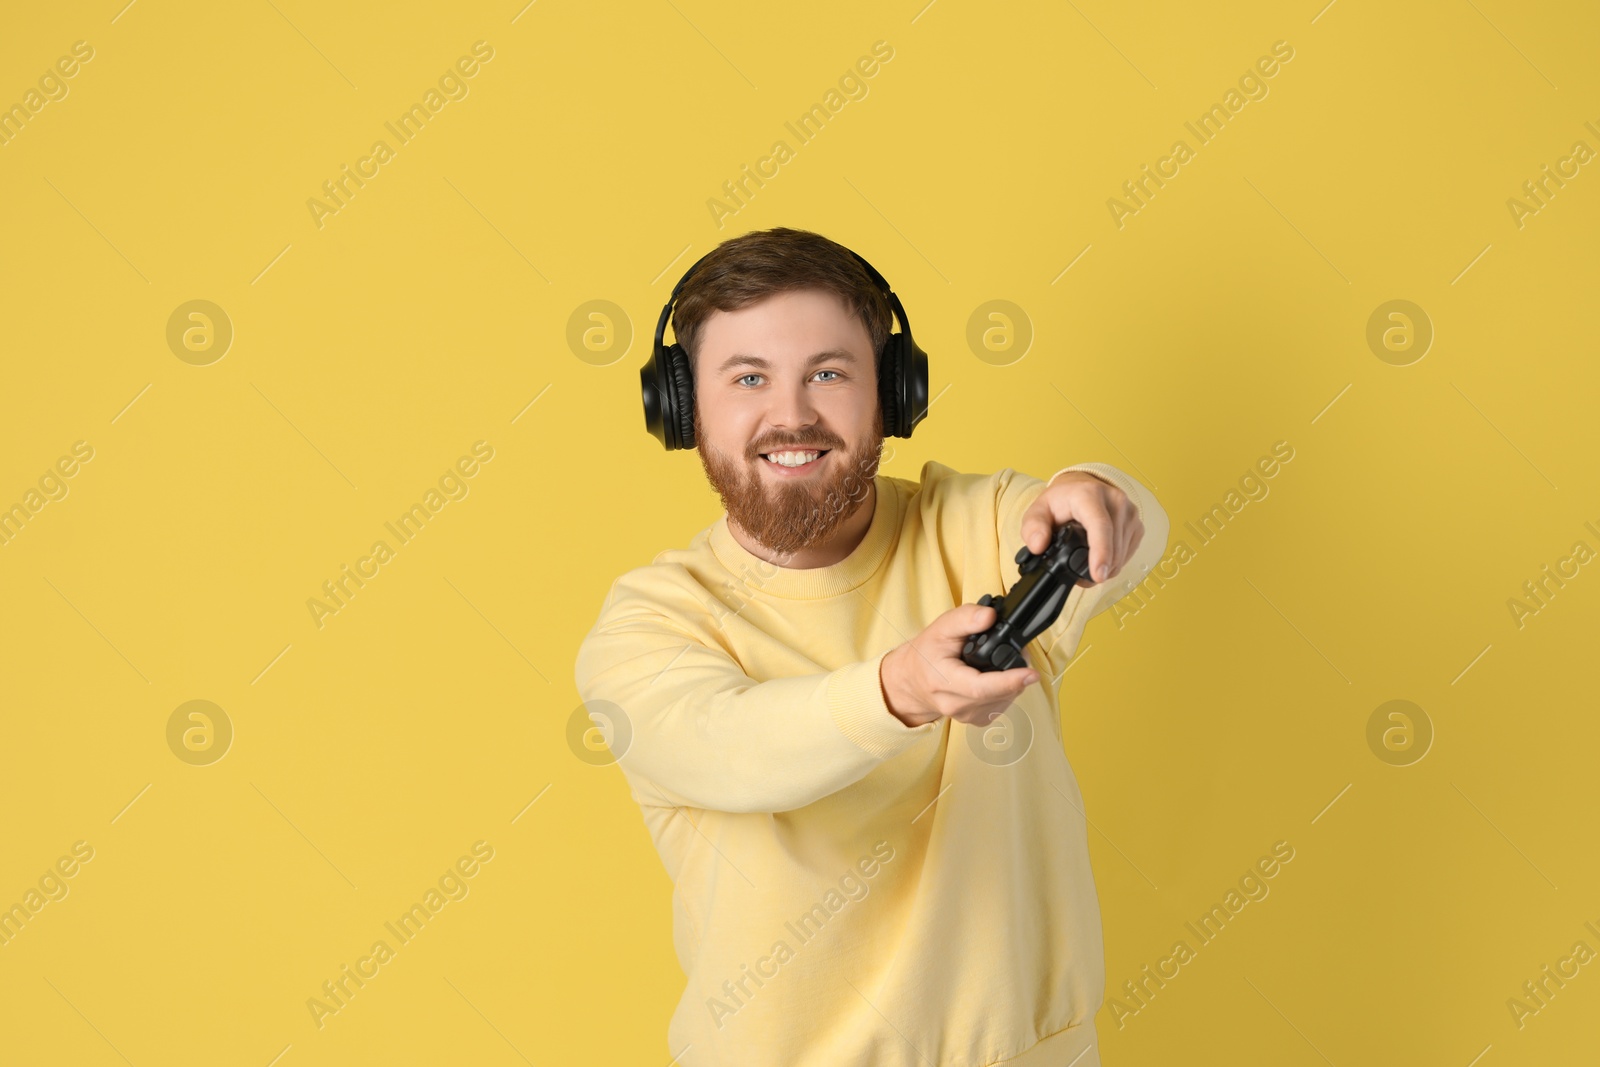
[967,664,1037,700]
[939,603,996,647]
[1111,517,1143,580]
[1107,515,1133,579]
[1019,499,1053,556]
[1072,497,1115,582]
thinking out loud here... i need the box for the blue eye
[734,369,841,387]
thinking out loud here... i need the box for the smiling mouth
[758,448,831,469]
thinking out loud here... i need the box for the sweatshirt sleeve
[994,462,1170,685]
[573,584,941,815]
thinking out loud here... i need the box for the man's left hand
[1019,471,1144,588]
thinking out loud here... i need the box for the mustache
[749,437,844,457]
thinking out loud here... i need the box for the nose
[764,377,821,437]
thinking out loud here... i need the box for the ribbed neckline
[707,476,902,600]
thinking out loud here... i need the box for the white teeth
[765,450,822,467]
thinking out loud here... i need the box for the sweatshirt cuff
[827,651,935,759]
[1048,463,1142,518]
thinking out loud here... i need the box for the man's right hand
[879,604,1039,728]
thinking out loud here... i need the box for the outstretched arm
[574,600,939,814]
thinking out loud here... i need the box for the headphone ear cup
[665,344,697,450]
[878,337,904,437]
[901,336,928,436]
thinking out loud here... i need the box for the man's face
[691,288,884,558]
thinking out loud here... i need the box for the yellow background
[2,1,1597,1064]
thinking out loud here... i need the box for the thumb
[1019,512,1052,557]
[940,602,995,638]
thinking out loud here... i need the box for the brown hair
[671,227,893,376]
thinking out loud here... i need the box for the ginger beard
[694,399,884,560]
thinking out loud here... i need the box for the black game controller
[961,521,1097,673]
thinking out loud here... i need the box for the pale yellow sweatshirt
[574,460,1169,1067]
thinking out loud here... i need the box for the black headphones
[639,245,929,451]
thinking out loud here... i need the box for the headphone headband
[652,248,903,367]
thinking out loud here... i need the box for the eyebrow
[714,349,859,375]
